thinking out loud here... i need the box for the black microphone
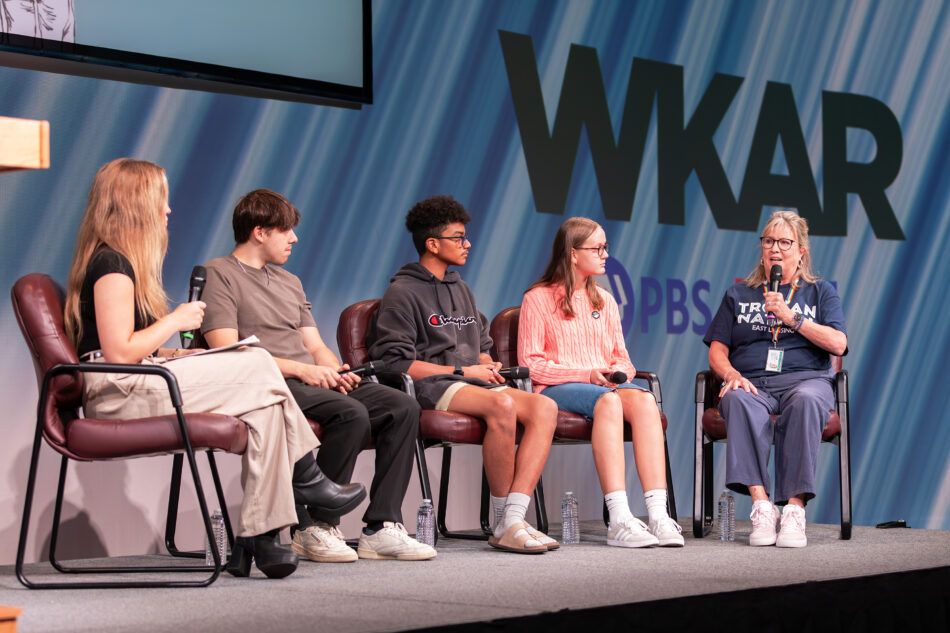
[339,361,385,377]
[607,371,627,384]
[766,264,782,323]
[181,266,207,349]
[498,367,530,380]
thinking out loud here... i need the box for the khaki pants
[83,346,318,537]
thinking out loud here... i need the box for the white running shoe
[357,522,437,560]
[776,505,807,548]
[749,501,781,546]
[606,517,659,548]
[291,522,358,563]
[648,516,685,547]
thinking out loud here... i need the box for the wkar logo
[428,314,478,329]
[499,30,904,240]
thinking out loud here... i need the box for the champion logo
[427,313,478,329]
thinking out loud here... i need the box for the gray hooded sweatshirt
[368,262,494,409]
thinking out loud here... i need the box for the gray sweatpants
[719,368,834,505]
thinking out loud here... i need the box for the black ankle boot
[292,453,367,517]
[226,530,299,579]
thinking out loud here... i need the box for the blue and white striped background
[1,0,947,561]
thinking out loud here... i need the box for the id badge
[765,348,784,373]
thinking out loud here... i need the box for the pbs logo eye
[594,258,635,337]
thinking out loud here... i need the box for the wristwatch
[791,313,804,330]
[454,365,464,376]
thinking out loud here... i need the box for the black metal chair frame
[692,369,852,540]
[400,373,546,542]
[17,362,227,589]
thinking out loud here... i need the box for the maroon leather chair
[693,356,851,539]
[490,306,678,528]
[11,274,247,588]
[337,299,545,540]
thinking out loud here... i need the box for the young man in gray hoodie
[368,195,559,554]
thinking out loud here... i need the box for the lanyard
[765,283,797,345]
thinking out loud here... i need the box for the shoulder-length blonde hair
[744,210,818,287]
[528,217,605,318]
[65,158,170,346]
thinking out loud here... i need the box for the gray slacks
[719,368,834,505]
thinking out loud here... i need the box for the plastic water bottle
[561,491,579,544]
[416,499,435,546]
[204,509,228,565]
[717,490,735,541]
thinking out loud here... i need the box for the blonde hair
[528,217,605,318]
[65,158,170,346]
[744,210,818,287]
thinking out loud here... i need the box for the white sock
[605,490,634,526]
[644,489,669,524]
[498,492,531,535]
[490,494,506,530]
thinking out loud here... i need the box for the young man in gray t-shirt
[201,189,435,562]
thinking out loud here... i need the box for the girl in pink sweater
[518,217,683,548]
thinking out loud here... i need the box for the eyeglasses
[432,234,470,246]
[575,243,609,257]
[760,237,796,251]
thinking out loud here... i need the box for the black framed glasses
[760,237,795,251]
[432,234,469,246]
[575,243,609,257]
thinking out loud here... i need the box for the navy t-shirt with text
[703,280,847,378]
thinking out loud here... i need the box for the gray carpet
[1,519,947,633]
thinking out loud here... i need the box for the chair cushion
[702,408,840,442]
[66,412,248,460]
[554,410,668,441]
[419,410,487,445]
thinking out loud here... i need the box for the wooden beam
[0,116,50,172]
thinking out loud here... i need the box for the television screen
[0,0,371,107]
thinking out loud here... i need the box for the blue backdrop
[1,0,948,561]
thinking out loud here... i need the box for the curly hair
[405,195,471,255]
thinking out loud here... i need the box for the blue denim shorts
[540,382,651,419]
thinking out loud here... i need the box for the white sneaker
[606,517,659,548]
[649,516,685,547]
[776,505,807,548]
[291,522,358,563]
[357,522,437,560]
[749,501,780,546]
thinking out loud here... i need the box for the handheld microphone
[181,266,207,349]
[766,264,782,323]
[339,361,385,377]
[498,367,530,380]
[607,371,627,384]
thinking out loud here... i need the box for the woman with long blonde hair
[704,210,847,547]
[518,217,683,548]
[65,159,365,578]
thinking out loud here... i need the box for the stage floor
[1,518,948,633]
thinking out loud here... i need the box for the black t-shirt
[76,248,154,356]
[703,279,847,378]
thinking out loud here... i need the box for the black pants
[285,378,420,527]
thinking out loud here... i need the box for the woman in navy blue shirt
[704,211,847,548]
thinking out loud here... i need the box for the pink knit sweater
[518,284,636,393]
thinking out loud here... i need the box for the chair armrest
[634,371,662,408]
[374,368,416,399]
[57,361,184,408]
[695,370,720,409]
[835,369,848,403]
